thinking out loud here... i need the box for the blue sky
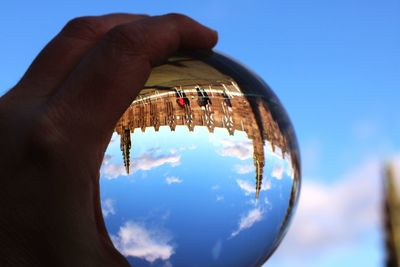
[1,0,399,266]
[100,129,295,266]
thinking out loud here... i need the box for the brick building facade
[114,83,290,199]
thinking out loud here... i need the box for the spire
[120,128,131,174]
[254,157,264,200]
[252,133,265,200]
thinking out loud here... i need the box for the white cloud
[272,165,284,180]
[101,198,116,218]
[236,180,255,195]
[101,163,127,179]
[216,195,224,202]
[102,154,112,165]
[234,164,255,174]
[231,207,264,238]
[165,176,183,185]
[111,221,175,263]
[286,165,295,180]
[264,197,272,210]
[102,164,128,180]
[218,139,253,160]
[99,149,181,179]
[100,154,127,179]
[132,149,181,172]
[236,179,271,195]
[270,157,386,265]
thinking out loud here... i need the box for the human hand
[0,13,217,267]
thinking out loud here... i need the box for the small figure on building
[175,88,190,108]
[196,86,212,107]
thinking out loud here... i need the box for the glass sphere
[100,51,301,267]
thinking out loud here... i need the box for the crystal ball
[100,51,301,267]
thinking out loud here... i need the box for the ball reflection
[100,51,301,267]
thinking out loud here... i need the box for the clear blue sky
[1,1,399,266]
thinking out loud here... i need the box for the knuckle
[164,13,190,24]
[27,109,68,159]
[62,16,108,40]
[104,23,149,54]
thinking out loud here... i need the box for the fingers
[48,13,217,148]
[102,13,219,66]
[15,13,148,98]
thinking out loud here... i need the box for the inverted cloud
[165,176,183,185]
[101,164,126,179]
[102,154,112,165]
[218,139,253,160]
[101,157,127,180]
[132,149,180,172]
[231,207,264,238]
[234,164,255,174]
[271,165,284,180]
[236,179,271,195]
[111,221,175,263]
[101,149,181,179]
[101,198,116,218]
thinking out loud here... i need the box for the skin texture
[0,13,217,267]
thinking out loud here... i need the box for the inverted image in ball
[100,51,301,267]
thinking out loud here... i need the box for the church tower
[253,137,265,200]
[120,128,131,174]
[254,154,265,200]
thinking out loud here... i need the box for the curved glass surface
[100,51,301,267]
